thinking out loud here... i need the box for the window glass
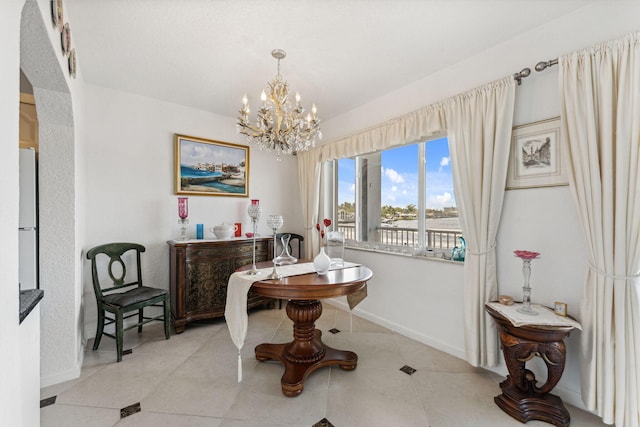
[337,158,356,240]
[425,137,460,250]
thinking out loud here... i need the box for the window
[335,137,461,255]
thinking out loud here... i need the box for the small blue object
[196,224,204,239]
[451,236,466,261]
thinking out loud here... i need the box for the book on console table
[486,302,582,330]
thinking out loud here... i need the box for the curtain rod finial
[535,58,559,72]
[514,68,531,85]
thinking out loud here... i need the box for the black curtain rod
[535,58,559,72]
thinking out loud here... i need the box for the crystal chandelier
[237,49,322,159]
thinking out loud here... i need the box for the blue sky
[338,137,456,210]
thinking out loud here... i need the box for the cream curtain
[317,105,446,162]
[297,150,322,257]
[559,33,640,426]
[444,77,516,367]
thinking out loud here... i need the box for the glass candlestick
[266,215,284,279]
[246,201,263,275]
[178,218,189,240]
[516,258,538,315]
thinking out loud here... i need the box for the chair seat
[103,286,167,307]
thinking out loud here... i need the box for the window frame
[331,137,462,259]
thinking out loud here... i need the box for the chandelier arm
[237,121,265,138]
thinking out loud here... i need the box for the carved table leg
[255,299,357,397]
[495,329,571,427]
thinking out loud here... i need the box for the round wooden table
[240,261,372,397]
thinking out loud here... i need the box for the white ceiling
[64,0,593,122]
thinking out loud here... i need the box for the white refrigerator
[19,148,38,290]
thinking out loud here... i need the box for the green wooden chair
[86,242,170,362]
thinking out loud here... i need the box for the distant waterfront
[390,217,461,231]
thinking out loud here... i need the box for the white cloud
[384,167,405,184]
[391,185,398,192]
[435,192,452,204]
[438,156,450,173]
[349,183,355,192]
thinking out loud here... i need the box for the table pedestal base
[255,299,357,397]
[495,378,570,427]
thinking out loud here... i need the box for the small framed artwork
[174,134,249,197]
[506,117,568,190]
[554,302,568,317]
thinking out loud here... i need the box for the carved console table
[485,302,581,427]
[168,238,275,333]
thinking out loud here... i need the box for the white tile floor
[41,303,606,427]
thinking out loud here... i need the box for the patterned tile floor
[41,303,607,427]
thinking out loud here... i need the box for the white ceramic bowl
[211,224,233,239]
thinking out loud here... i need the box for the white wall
[322,1,640,412]
[82,84,303,338]
[20,0,87,388]
[0,2,28,424]
[0,0,82,419]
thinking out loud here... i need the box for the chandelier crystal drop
[236,49,322,159]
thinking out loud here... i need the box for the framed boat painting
[174,134,249,197]
[506,117,568,190]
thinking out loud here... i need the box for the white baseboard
[40,361,82,388]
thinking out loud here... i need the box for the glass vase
[326,231,345,267]
[274,234,297,265]
[313,247,331,275]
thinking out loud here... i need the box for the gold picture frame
[506,117,568,190]
[174,134,249,197]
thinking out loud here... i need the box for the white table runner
[225,261,361,381]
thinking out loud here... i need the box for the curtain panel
[559,32,640,427]
[297,150,322,258]
[444,77,516,367]
[298,77,516,368]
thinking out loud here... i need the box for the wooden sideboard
[168,238,275,333]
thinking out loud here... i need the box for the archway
[20,0,82,385]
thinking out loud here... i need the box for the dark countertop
[19,289,44,324]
